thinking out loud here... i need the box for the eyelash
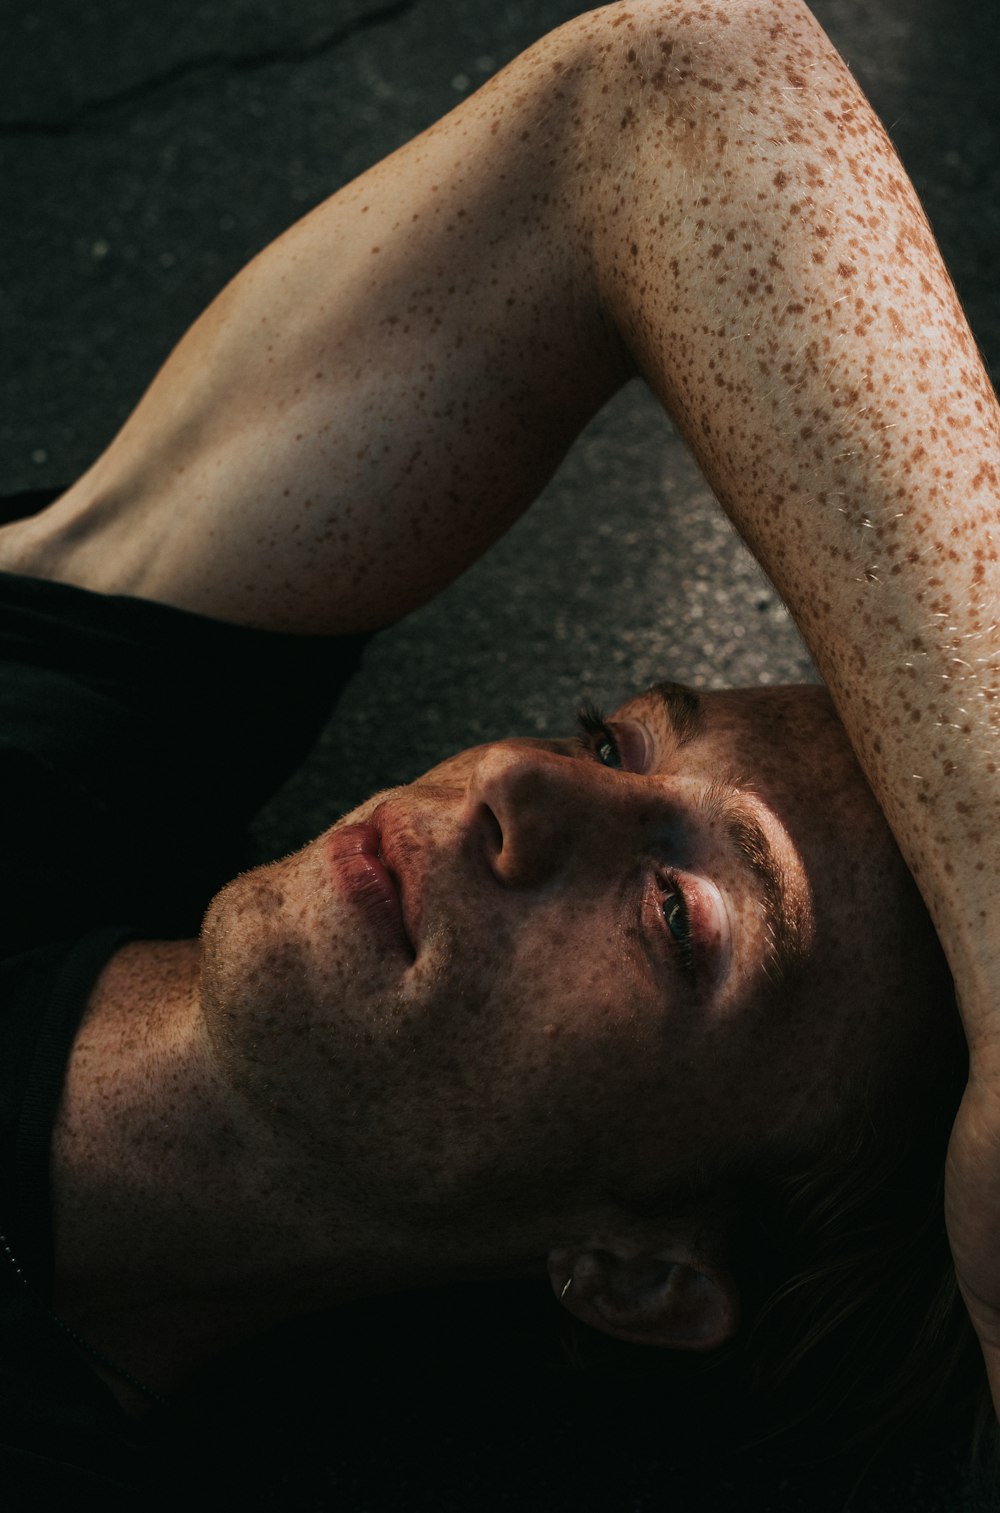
[575,701,622,768]
[574,704,695,973]
[658,872,695,973]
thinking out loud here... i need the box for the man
[0,0,997,1493]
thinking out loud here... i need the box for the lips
[327,821,415,962]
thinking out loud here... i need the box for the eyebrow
[650,680,705,746]
[698,779,809,992]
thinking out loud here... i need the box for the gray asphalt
[2,0,999,1507]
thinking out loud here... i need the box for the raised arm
[585,0,1000,1019]
[2,15,632,636]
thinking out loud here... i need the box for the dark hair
[734,1044,982,1457]
[567,983,996,1486]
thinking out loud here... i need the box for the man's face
[201,683,948,1247]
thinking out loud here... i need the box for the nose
[463,741,613,888]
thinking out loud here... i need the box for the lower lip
[327,823,414,962]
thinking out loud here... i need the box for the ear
[547,1223,738,1352]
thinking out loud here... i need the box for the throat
[45,937,404,1393]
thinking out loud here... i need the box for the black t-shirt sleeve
[0,569,370,951]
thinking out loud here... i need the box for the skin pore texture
[1,0,997,1414]
[50,682,950,1398]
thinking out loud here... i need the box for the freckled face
[200,683,948,1227]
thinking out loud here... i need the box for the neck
[50,940,540,1407]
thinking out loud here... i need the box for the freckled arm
[580,0,1000,1415]
[586,0,1000,1023]
[27,14,631,636]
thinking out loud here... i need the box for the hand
[946,1060,1000,1420]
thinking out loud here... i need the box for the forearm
[584,0,1000,1023]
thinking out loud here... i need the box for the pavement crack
[0,0,421,138]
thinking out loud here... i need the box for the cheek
[459,903,673,1128]
[477,899,647,1031]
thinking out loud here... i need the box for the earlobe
[549,1236,739,1352]
[594,1259,738,1349]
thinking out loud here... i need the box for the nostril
[465,744,565,887]
[477,801,504,872]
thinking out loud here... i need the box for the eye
[659,874,695,972]
[575,702,624,770]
